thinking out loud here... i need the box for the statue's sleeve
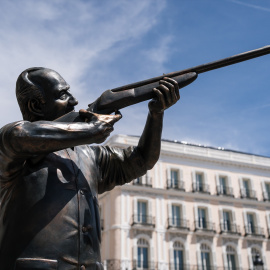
[92,146,147,194]
[0,121,26,188]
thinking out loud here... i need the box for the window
[172,205,181,227]
[137,201,147,223]
[171,170,179,188]
[223,211,232,231]
[243,179,251,197]
[265,182,270,200]
[173,242,184,270]
[196,173,204,191]
[251,247,263,269]
[219,176,227,194]
[198,208,207,229]
[137,239,149,269]
[226,246,237,270]
[247,213,255,234]
[201,244,211,270]
[135,176,142,185]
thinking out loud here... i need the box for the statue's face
[29,69,78,120]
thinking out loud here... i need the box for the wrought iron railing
[240,188,257,200]
[131,214,155,227]
[192,183,210,194]
[263,191,270,201]
[132,260,156,270]
[133,177,152,187]
[219,223,241,235]
[167,179,185,191]
[244,225,264,237]
[167,218,189,230]
[194,220,215,232]
[104,261,252,270]
[216,185,234,197]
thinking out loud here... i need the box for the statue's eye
[59,91,67,100]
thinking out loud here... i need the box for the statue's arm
[6,115,120,156]
[137,77,182,169]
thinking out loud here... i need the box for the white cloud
[229,0,270,12]
[0,0,168,128]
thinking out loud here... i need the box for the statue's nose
[68,94,78,106]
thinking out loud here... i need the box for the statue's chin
[65,106,75,114]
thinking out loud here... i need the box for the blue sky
[0,0,270,156]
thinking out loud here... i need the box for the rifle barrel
[111,45,270,92]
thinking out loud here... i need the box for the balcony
[216,185,234,197]
[132,260,155,270]
[167,218,189,231]
[194,220,215,233]
[244,225,264,238]
[240,188,257,200]
[131,214,155,227]
[167,179,185,191]
[192,183,210,194]
[219,223,241,235]
[133,177,152,187]
[263,191,270,201]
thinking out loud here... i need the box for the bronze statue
[0,67,196,270]
[0,46,269,269]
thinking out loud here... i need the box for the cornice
[105,135,270,171]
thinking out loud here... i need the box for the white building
[99,134,270,270]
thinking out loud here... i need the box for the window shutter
[168,202,172,219]
[169,248,174,264]
[232,210,236,224]
[261,181,266,199]
[219,209,223,224]
[134,198,138,223]
[215,174,219,192]
[148,199,152,218]
[204,172,208,185]
[238,178,243,196]
[180,169,184,187]
[228,176,232,187]
[192,171,196,184]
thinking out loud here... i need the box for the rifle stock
[55,45,270,122]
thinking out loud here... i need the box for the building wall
[99,135,270,270]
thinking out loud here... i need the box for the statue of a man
[0,67,196,269]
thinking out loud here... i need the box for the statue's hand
[148,77,180,114]
[79,109,122,143]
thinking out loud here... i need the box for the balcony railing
[216,185,234,197]
[240,188,257,200]
[219,223,241,235]
[263,191,270,201]
[133,177,152,187]
[192,183,210,194]
[167,179,185,191]
[167,218,189,230]
[244,225,264,237]
[132,260,156,270]
[131,214,155,227]
[194,220,215,232]
[105,261,250,270]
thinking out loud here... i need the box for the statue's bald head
[16,67,66,121]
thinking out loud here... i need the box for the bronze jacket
[0,122,146,270]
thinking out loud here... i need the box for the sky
[0,0,270,156]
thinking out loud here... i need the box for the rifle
[56,45,270,122]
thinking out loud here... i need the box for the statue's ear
[28,99,44,118]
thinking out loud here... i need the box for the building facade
[99,135,270,270]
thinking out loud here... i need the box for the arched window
[137,238,149,269]
[200,244,211,270]
[173,241,184,270]
[251,247,262,267]
[226,246,237,270]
